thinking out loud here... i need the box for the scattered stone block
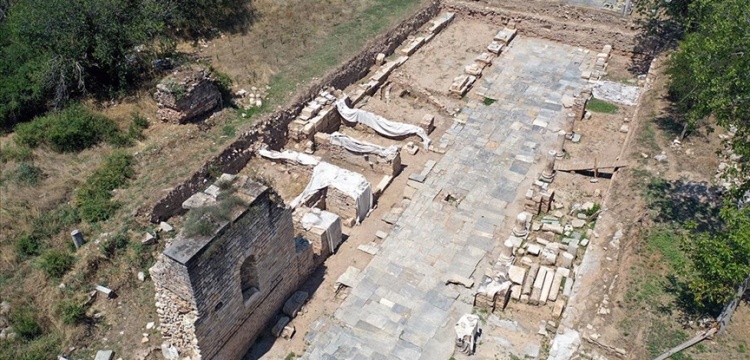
[71,229,85,249]
[357,243,379,255]
[283,291,309,318]
[146,322,155,330]
[581,70,592,80]
[508,265,526,285]
[571,219,586,228]
[182,192,217,210]
[552,299,566,318]
[539,267,554,305]
[142,232,156,245]
[429,12,455,33]
[602,44,613,55]
[542,223,564,234]
[475,52,494,66]
[281,325,296,340]
[159,222,174,233]
[541,247,558,266]
[95,285,116,298]
[375,231,388,240]
[449,75,476,97]
[548,270,564,302]
[580,238,590,247]
[401,37,425,56]
[510,285,522,300]
[137,272,146,282]
[375,53,386,66]
[403,185,417,200]
[581,202,595,211]
[272,316,291,337]
[404,142,419,155]
[465,63,483,76]
[95,350,114,360]
[161,343,180,360]
[487,41,504,54]
[494,28,517,44]
[559,253,575,269]
[619,124,630,133]
[420,114,436,135]
[526,244,541,256]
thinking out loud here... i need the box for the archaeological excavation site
[6,0,750,358]
[140,1,655,359]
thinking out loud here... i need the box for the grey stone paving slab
[300,37,586,360]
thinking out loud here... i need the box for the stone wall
[313,133,402,176]
[151,183,306,359]
[148,1,441,223]
[444,0,638,53]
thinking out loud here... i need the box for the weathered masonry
[150,179,340,359]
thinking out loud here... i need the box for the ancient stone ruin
[151,175,343,359]
[154,66,222,124]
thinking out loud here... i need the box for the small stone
[137,272,146,282]
[619,124,630,133]
[141,337,149,344]
[94,350,114,360]
[146,322,155,330]
[142,233,156,246]
[655,153,668,162]
[159,222,174,233]
[552,210,563,218]
[571,219,586,228]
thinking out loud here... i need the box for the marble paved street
[301,37,589,360]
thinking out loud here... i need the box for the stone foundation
[313,132,402,176]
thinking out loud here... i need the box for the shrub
[210,66,233,104]
[11,162,43,186]
[482,97,496,106]
[57,301,86,325]
[9,305,42,340]
[14,104,125,153]
[99,230,130,257]
[0,144,34,163]
[15,234,41,258]
[38,250,75,278]
[127,112,149,140]
[76,151,135,222]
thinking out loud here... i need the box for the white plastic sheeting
[290,162,373,224]
[329,131,399,158]
[257,148,320,166]
[335,99,431,148]
[301,209,343,253]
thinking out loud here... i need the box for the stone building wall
[151,183,309,359]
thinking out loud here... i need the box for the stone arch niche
[240,254,261,305]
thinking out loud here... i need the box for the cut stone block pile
[450,26,516,98]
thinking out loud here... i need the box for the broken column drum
[541,150,557,182]
[71,229,85,249]
[512,213,529,238]
[556,130,566,160]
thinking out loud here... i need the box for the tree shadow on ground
[178,0,257,39]
[628,13,684,75]
[646,179,723,232]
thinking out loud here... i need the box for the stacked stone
[154,66,222,124]
[524,189,542,214]
[289,89,340,142]
[152,258,201,358]
[313,132,402,176]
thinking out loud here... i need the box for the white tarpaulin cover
[329,131,399,158]
[301,209,343,253]
[291,162,373,223]
[257,148,320,166]
[335,99,431,148]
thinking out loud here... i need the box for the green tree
[666,0,750,195]
[684,204,750,311]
